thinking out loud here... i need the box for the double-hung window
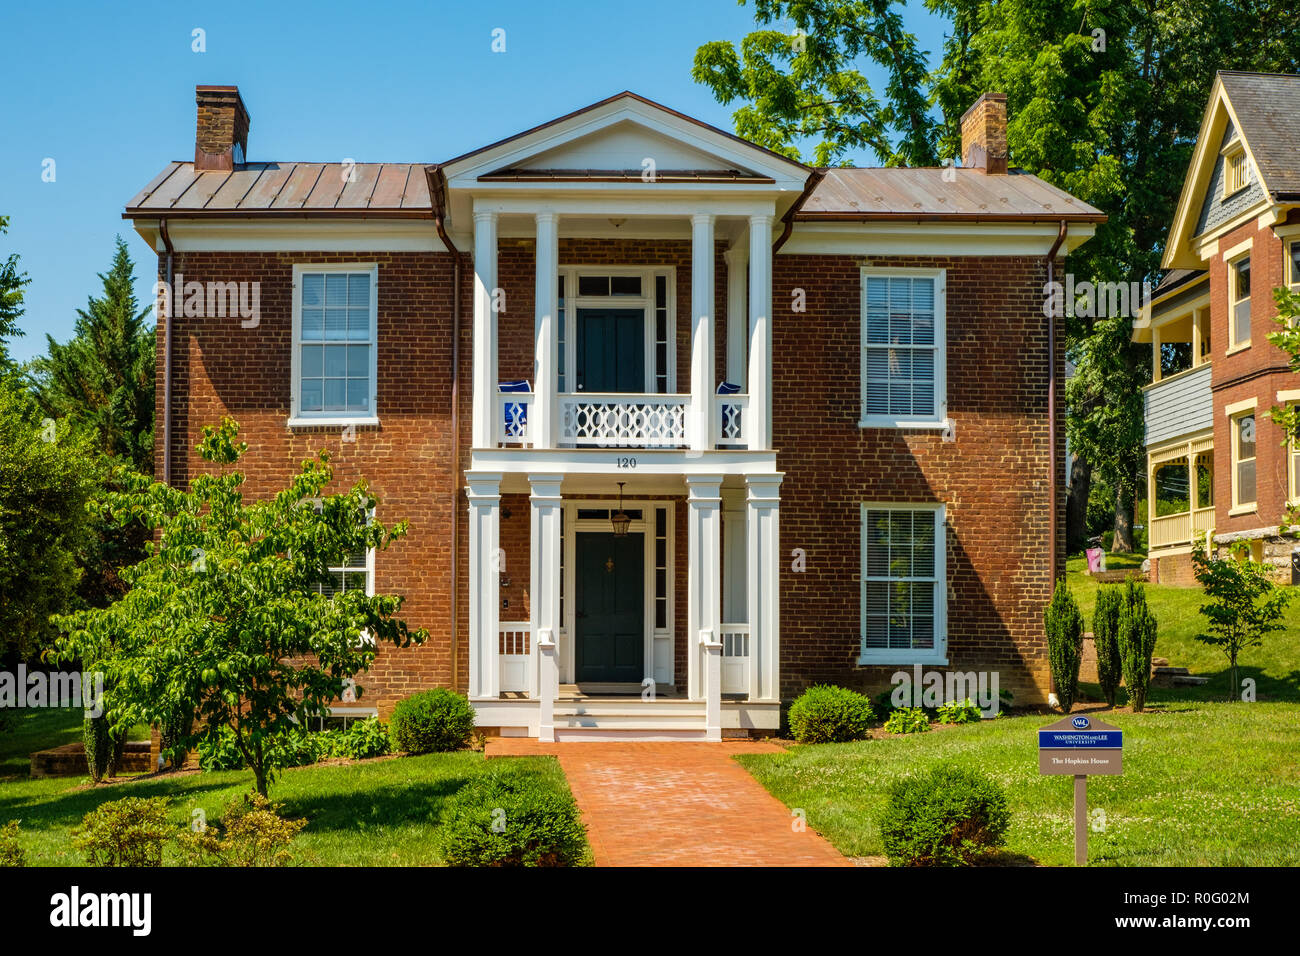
[1229,407,1257,512]
[860,268,946,428]
[860,504,947,664]
[292,264,378,425]
[307,500,376,647]
[1229,255,1251,349]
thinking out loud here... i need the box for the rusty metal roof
[124,161,431,218]
[1219,71,1300,199]
[798,167,1105,222]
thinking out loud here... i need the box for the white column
[746,473,782,702]
[687,475,723,741]
[724,238,748,389]
[533,212,559,449]
[466,472,502,700]
[529,474,563,741]
[690,213,716,451]
[721,486,747,624]
[747,214,774,450]
[471,209,499,449]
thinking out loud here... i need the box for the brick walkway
[486,739,850,867]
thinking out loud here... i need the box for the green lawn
[740,702,1300,866]
[1065,553,1300,703]
[0,708,584,866]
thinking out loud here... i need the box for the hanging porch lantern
[611,482,631,537]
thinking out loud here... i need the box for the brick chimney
[194,85,250,171]
[960,92,1008,174]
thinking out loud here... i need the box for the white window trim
[559,266,677,395]
[1227,401,1258,513]
[306,498,377,646]
[858,266,948,429]
[1222,141,1250,199]
[858,502,948,666]
[289,262,380,427]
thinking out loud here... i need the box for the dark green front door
[575,532,644,683]
[576,308,645,393]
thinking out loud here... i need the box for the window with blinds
[860,270,945,426]
[294,265,377,421]
[860,505,946,662]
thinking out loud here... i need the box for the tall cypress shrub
[1117,579,1158,712]
[1044,580,1084,713]
[1092,585,1123,707]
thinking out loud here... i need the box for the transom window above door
[557,267,676,394]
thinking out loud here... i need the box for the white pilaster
[687,475,723,741]
[529,474,563,741]
[721,486,747,625]
[466,472,502,700]
[533,212,559,449]
[747,214,774,450]
[724,238,748,389]
[746,473,782,702]
[471,209,499,450]
[690,213,716,451]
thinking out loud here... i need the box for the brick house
[125,85,1102,740]
[1133,71,1300,585]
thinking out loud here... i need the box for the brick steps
[30,741,153,778]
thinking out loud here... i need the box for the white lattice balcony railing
[715,393,749,447]
[495,391,533,447]
[560,393,688,448]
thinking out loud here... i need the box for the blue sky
[0,0,948,362]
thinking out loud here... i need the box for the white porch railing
[499,621,532,693]
[716,393,749,447]
[720,623,750,695]
[560,393,688,448]
[495,392,533,447]
[1149,506,1215,550]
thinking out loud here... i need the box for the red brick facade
[156,240,1062,714]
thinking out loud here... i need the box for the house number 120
[617,456,637,469]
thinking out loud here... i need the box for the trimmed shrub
[787,685,875,743]
[878,764,1010,866]
[389,689,475,755]
[1045,579,1084,712]
[177,793,307,867]
[83,714,112,782]
[936,698,982,724]
[439,770,587,867]
[1093,585,1124,707]
[884,707,930,735]
[71,797,171,867]
[0,821,25,867]
[1117,579,1158,712]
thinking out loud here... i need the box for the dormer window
[1223,142,1249,197]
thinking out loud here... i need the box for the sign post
[1038,714,1122,865]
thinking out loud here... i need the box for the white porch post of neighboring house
[690,213,716,451]
[471,209,499,449]
[747,214,773,450]
[533,212,559,449]
[746,473,782,702]
[724,238,748,390]
[528,474,563,741]
[687,475,724,741]
[466,472,502,701]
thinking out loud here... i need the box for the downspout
[426,165,463,691]
[772,168,825,253]
[159,219,175,486]
[1046,219,1067,586]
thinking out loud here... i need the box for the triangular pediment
[439,91,808,189]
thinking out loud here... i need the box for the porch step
[554,698,703,717]
[553,700,708,739]
[554,727,709,741]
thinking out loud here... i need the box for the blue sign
[1038,729,1122,748]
